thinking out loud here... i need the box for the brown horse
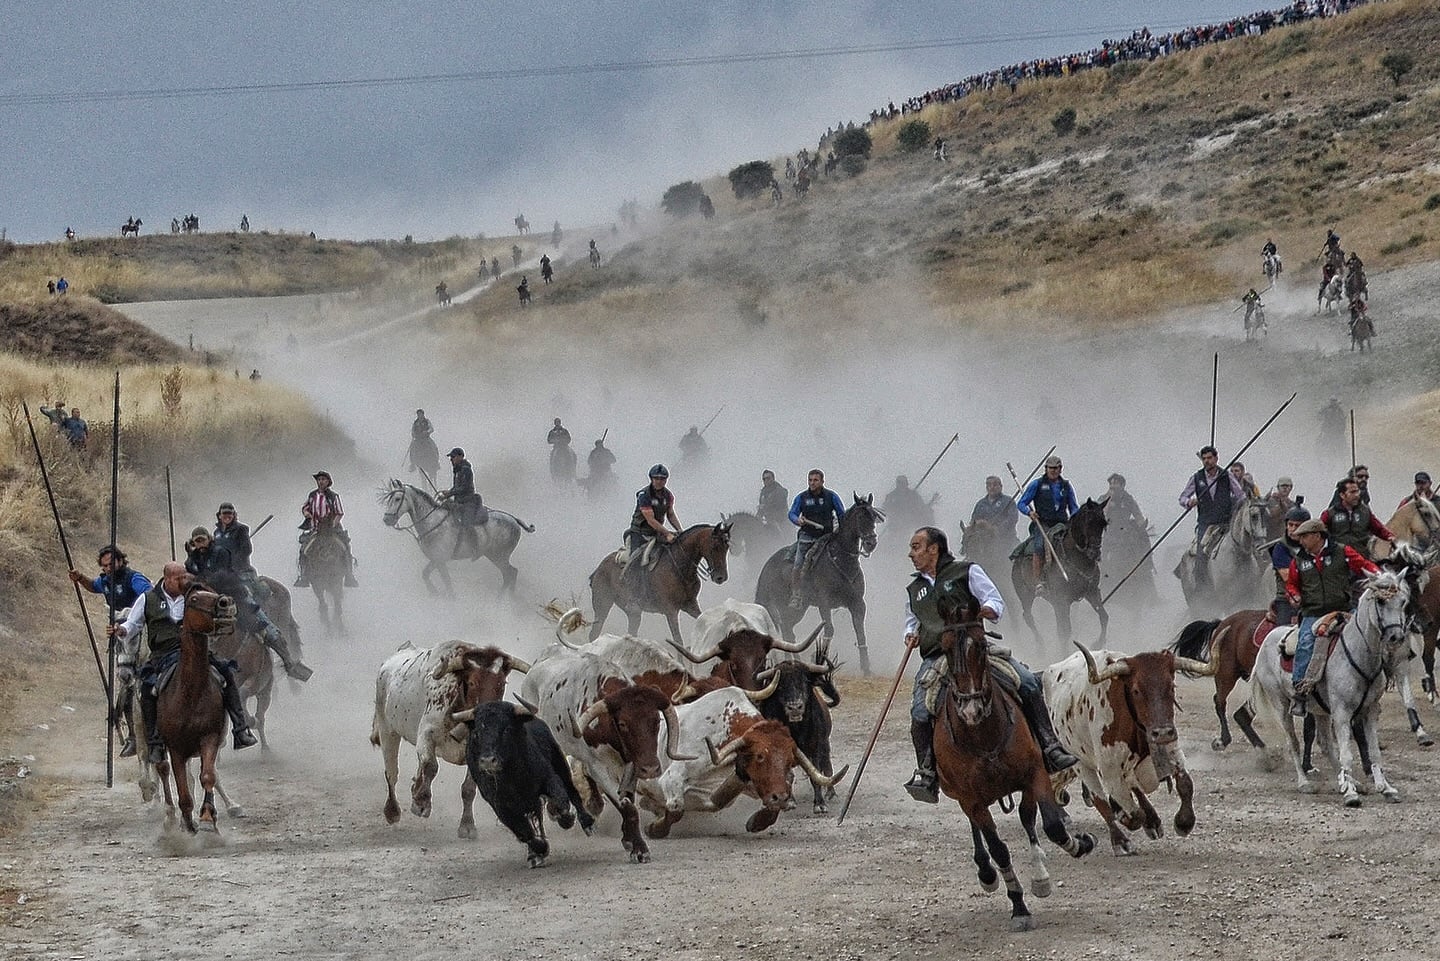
[211,630,275,751]
[1170,613,1268,750]
[588,523,732,645]
[155,585,237,833]
[932,593,1096,931]
[1377,499,1440,554]
[303,528,349,636]
[1011,499,1109,649]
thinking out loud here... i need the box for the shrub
[832,127,872,159]
[1051,107,1077,136]
[897,119,932,152]
[1424,194,1440,212]
[660,180,706,217]
[160,366,184,419]
[727,161,775,200]
[839,155,867,177]
[1380,51,1414,86]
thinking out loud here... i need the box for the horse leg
[1362,705,1399,802]
[970,806,1031,931]
[459,773,478,839]
[589,576,615,640]
[1018,793,1051,897]
[665,612,684,648]
[1233,700,1266,749]
[1424,630,1437,706]
[254,687,271,752]
[1053,602,1073,647]
[1398,668,1434,746]
[848,599,871,678]
[381,731,403,823]
[313,586,331,635]
[172,754,197,833]
[1331,710,1361,806]
[420,559,441,597]
[334,588,347,637]
[970,822,998,891]
[1089,590,1108,646]
[1212,674,1234,750]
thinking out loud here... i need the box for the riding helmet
[448,447,465,458]
[649,464,670,479]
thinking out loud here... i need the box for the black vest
[1194,469,1233,528]
[143,588,184,657]
[1295,540,1354,617]
[907,558,976,659]
[797,489,838,535]
[1032,479,1073,527]
[630,486,674,534]
[1327,503,1373,553]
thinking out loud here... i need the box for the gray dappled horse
[380,479,533,596]
[1175,496,1270,615]
[754,495,883,677]
[1248,570,1413,806]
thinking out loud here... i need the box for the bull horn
[1074,641,1130,684]
[1174,626,1227,677]
[813,684,840,708]
[744,671,782,703]
[795,747,849,788]
[705,735,741,767]
[671,680,699,704]
[756,665,778,683]
[431,651,466,679]
[770,622,823,654]
[503,654,532,674]
[662,705,699,761]
[802,660,831,675]
[554,608,586,648]
[512,693,540,714]
[665,635,722,664]
[572,698,609,736]
[451,707,477,723]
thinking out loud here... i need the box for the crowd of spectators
[825,0,1370,142]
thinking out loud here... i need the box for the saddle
[614,538,661,571]
[1009,524,1067,560]
[144,651,228,695]
[1276,613,1347,674]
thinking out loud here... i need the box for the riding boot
[1017,685,1079,773]
[788,556,806,609]
[1031,552,1046,596]
[293,554,310,589]
[263,624,313,682]
[905,719,939,803]
[343,546,359,588]
[140,687,166,765]
[219,664,259,750]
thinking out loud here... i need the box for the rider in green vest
[1282,519,1378,717]
[903,527,1076,803]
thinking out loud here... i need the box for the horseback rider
[1345,250,1364,273]
[437,447,486,560]
[1015,455,1077,595]
[187,526,312,681]
[678,426,709,463]
[883,475,931,530]
[1179,445,1245,578]
[1230,461,1261,498]
[623,465,681,588]
[1399,471,1437,511]
[1266,476,1297,515]
[588,437,616,481]
[547,418,571,449]
[1321,477,1395,561]
[1242,287,1262,327]
[491,256,501,277]
[1261,239,1278,258]
[902,526,1078,803]
[516,276,530,304]
[756,469,790,528]
[296,470,359,588]
[108,562,259,761]
[1269,503,1309,625]
[1284,518,1379,717]
[1322,228,1341,257]
[788,469,846,608]
[540,254,553,284]
[1103,473,1149,532]
[412,409,433,441]
[970,475,1018,540]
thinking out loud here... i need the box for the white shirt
[117,585,184,638]
[903,562,1006,639]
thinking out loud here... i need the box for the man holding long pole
[1014,454,1077,596]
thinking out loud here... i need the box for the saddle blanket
[613,539,660,570]
[1275,614,1345,674]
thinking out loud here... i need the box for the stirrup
[904,770,939,804]
[284,661,314,682]
[233,726,259,750]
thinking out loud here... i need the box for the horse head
[1069,499,1108,558]
[379,478,408,527]
[936,592,991,726]
[846,493,884,556]
[1232,496,1270,546]
[685,522,731,585]
[182,583,236,638]
[1359,569,1412,651]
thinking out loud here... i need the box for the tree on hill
[897,119,932,152]
[661,181,707,217]
[1051,107,1077,136]
[832,127,872,159]
[728,161,776,200]
[1380,51,1414,86]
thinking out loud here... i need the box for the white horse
[1248,569,1413,806]
[1263,250,1282,283]
[1319,273,1344,313]
[379,479,534,596]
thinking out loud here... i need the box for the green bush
[1424,194,1440,212]
[727,161,776,200]
[1380,51,1414,86]
[832,127,873,159]
[897,119,932,152]
[660,181,706,217]
[1051,107,1077,136]
[839,155,867,177]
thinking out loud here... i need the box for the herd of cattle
[368,596,1222,869]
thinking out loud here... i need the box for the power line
[0,23,1198,108]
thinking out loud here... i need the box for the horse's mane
[676,522,721,540]
[379,479,438,509]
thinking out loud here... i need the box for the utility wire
[0,22,1198,108]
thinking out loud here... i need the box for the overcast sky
[3,1,1257,243]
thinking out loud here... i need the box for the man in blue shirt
[788,469,846,607]
[1015,455,1078,593]
[68,545,152,757]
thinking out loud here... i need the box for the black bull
[756,659,841,814]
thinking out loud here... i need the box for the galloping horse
[722,511,789,563]
[1011,499,1109,647]
[1348,304,1375,352]
[1345,266,1367,302]
[1174,496,1271,615]
[959,517,1020,611]
[435,282,452,306]
[407,433,439,479]
[1379,497,1440,553]
[1248,570,1413,806]
[549,443,577,486]
[208,575,303,752]
[754,495,883,677]
[1171,613,1265,750]
[931,591,1096,931]
[380,479,533,596]
[301,527,351,635]
[156,584,236,832]
[1263,250,1282,282]
[588,522,732,646]
[1319,273,1344,313]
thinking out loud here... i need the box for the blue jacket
[1016,476,1077,526]
[789,488,846,536]
[91,569,152,611]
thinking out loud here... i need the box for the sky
[3,1,1259,244]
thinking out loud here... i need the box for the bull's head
[570,684,695,779]
[705,721,848,811]
[666,623,822,690]
[461,701,536,778]
[756,660,831,723]
[1075,640,1219,772]
[433,645,532,739]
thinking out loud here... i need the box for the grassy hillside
[0,299,185,365]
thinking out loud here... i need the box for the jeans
[793,535,817,570]
[911,654,942,722]
[1292,616,1320,684]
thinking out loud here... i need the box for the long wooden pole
[835,641,916,826]
[1210,352,1219,448]
[106,372,120,788]
[914,433,959,492]
[1350,409,1357,469]
[165,466,176,561]
[1102,392,1297,605]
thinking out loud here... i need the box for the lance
[836,640,916,826]
[105,372,121,787]
[1102,391,1297,605]
[600,427,609,445]
[417,465,441,496]
[165,466,176,561]
[1350,409,1357,470]
[249,514,276,537]
[1008,458,1068,584]
[1210,352,1219,448]
[699,405,725,436]
[914,433,959,492]
[1002,445,1055,514]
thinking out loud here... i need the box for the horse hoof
[1010,915,1035,933]
[630,849,651,864]
[458,823,477,840]
[979,876,999,893]
[1419,734,1435,748]
[1211,737,1229,751]
[812,803,828,816]
[227,805,245,818]
[411,801,431,818]
[1383,788,1401,803]
[1343,792,1362,808]
[1031,878,1052,898]
[527,854,548,868]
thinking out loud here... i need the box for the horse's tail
[1169,618,1221,661]
[490,510,535,533]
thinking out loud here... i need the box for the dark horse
[754,494,883,677]
[588,523,733,645]
[1012,499,1109,647]
[722,510,788,563]
[156,584,236,833]
[932,592,1096,931]
[303,527,350,636]
[209,576,303,752]
[121,217,142,237]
